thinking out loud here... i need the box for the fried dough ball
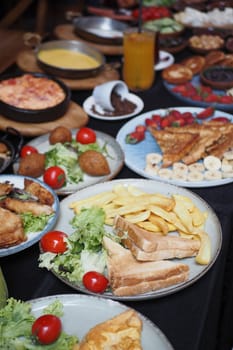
[78,150,110,176]
[18,153,45,177]
[49,126,72,145]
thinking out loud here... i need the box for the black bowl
[200,66,233,90]
[0,72,71,123]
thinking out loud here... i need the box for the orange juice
[123,28,155,91]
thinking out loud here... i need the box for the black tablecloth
[1,49,233,350]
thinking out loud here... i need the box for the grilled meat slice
[0,207,25,248]
[24,179,54,206]
[1,197,54,216]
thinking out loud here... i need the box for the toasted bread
[148,127,199,167]
[114,215,200,261]
[79,310,142,350]
[103,236,189,296]
[161,124,222,165]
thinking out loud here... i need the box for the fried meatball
[78,150,110,176]
[49,126,72,145]
[18,153,45,177]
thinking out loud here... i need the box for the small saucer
[83,94,144,121]
[155,51,174,71]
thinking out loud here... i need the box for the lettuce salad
[0,298,78,349]
[39,207,114,284]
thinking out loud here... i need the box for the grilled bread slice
[148,127,199,167]
[114,215,200,261]
[103,236,189,296]
[79,310,142,350]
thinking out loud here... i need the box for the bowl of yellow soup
[36,40,106,79]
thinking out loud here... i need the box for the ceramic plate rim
[47,178,222,301]
[116,107,233,188]
[155,50,175,71]
[83,93,144,121]
[0,174,59,257]
[29,293,174,349]
[13,129,124,196]
[163,75,233,112]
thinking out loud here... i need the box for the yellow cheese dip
[38,49,100,69]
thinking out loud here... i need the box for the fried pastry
[181,55,206,74]
[79,309,143,350]
[0,207,25,248]
[162,64,193,84]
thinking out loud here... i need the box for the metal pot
[73,16,129,45]
[0,127,24,173]
[36,40,106,79]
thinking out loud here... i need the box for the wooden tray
[0,101,89,137]
[16,49,120,90]
[54,24,124,56]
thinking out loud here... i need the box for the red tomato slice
[20,145,38,158]
[43,166,66,189]
[76,127,96,144]
[83,271,109,293]
[32,314,62,345]
[40,230,68,253]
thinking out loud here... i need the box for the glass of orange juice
[123,28,156,91]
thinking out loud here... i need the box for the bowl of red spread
[0,73,71,123]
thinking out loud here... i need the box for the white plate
[0,174,59,257]
[47,178,222,301]
[13,130,124,196]
[83,93,144,121]
[155,50,174,71]
[30,294,174,349]
[116,107,233,188]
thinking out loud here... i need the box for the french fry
[173,197,193,233]
[148,213,169,235]
[195,231,211,265]
[137,221,162,233]
[124,210,151,223]
[149,205,188,233]
[172,194,194,212]
[191,206,207,227]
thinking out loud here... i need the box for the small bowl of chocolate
[200,66,233,90]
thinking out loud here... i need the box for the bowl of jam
[200,65,233,90]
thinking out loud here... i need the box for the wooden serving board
[16,49,120,90]
[54,24,124,56]
[0,101,89,137]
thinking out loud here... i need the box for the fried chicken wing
[24,179,54,206]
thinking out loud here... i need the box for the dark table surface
[1,46,233,350]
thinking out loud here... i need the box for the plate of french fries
[44,179,222,301]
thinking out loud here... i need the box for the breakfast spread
[0,74,65,110]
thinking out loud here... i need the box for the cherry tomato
[76,127,96,144]
[32,314,62,345]
[43,166,66,189]
[83,271,109,293]
[40,230,68,253]
[20,145,38,158]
